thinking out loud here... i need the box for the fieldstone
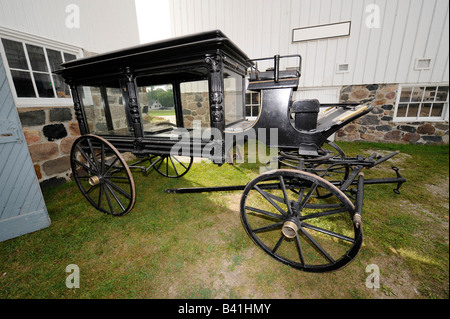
[19,110,46,127]
[381,104,394,110]
[385,92,396,100]
[357,115,379,126]
[381,116,393,121]
[42,156,71,175]
[398,125,416,133]
[384,130,402,141]
[361,133,376,141]
[43,124,68,141]
[23,129,41,144]
[380,84,398,93]
[435,123,449,131]
[376,125,392,132]
[365,84,379,91]
[95,123,108,132]
[417,123,435,135]
[49,108,73,122]
[351,88,370,100]
[344,124,357,132]
[422,136,443,144]
[341,93,349,101]
[371,107,384,114]
[403,132,420,143]
[341,86,353,93]
[68,121,81,135]
[29,142,59,162]
[60,136,79,154]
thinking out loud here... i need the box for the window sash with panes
[394,84,449,122]
[245,91,260,119]
[1,38,77,99]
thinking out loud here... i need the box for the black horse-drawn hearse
[56,30,405,272]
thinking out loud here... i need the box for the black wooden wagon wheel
[149,154,193,178]
[70,134,136,216]
[240,169,362,272]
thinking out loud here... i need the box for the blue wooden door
[0,54,50,242]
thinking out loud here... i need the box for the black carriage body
[56,30,253,163]
[57,30,374,162]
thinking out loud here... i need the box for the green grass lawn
[0,142,448,299]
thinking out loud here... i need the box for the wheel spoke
[168,156,179,176]
[297,181,318,211]
[252,222,283,233]
[103,157,119,175]
[254,185,287,216]
[245,205,283,220]
[98,183,103,208]
[295,234,305,266]
[301,222,355,243]
[279,176,293,215]
[73,159,96,175]
[272,235,284,253]
[103,183,115,214]
[104,179,131,199]
[87,138,100,168]
[299,226,335,264]
[104,182,125,211]
[171,155,188,170]
[76,144,98,173]
[300,207,348,221]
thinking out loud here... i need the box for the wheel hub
[88,175,101,186]
[282,218,301,238]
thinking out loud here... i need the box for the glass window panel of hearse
[394,84,449,122]
[223,70,245,126]
[136,82,176,132]
[180,80,210,129]
[0,37,79,104]
[78,81,132,136]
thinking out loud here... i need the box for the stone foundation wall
[18,106,80,188]
[336,84,449,144]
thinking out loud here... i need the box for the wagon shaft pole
[164,168,406,194]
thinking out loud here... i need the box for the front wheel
[149,154,193,178]
[240,169,362,272]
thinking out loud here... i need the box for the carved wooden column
[205,54,225,163]
[123,67,144,151]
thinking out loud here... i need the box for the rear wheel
[71,135,136,216]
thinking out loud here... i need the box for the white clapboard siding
[0,0,140,53]
[0,55,51,242]
[169,0,449,87]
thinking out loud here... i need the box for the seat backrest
[291,99,320,131]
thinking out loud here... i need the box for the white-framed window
[0,27,82,107]
[245,91,260,119]
[394,84,449,122]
